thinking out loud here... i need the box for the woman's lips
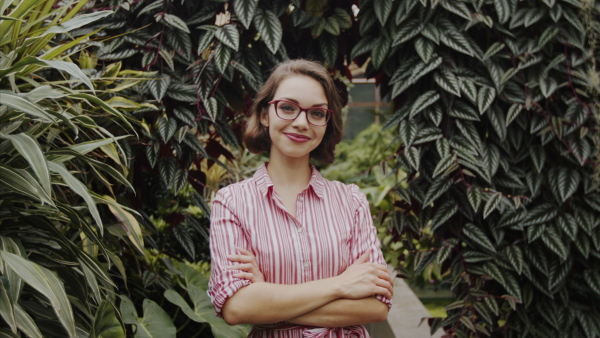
[285,133,311,143]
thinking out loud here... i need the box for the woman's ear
[260,108,269,127]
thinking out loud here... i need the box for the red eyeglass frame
[267,100,332,126]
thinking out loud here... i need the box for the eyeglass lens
[276,101,329,126]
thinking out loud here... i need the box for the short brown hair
[243,59,344,164]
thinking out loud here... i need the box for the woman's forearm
[221,277,343,325]
[222,252,393,325]
[287,298,389,327]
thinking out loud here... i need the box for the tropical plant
[351,0,600,336]
[0,0,147,337]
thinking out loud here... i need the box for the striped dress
[208,163,391,337]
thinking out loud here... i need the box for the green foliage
[357,0,600,336]
[0,0,139,336]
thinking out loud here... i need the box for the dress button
[299,196,304,201]
[303,262,310,268]
[297,227,303,233]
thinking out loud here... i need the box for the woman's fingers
[227,254,254,263]
[227,263,254,271]
[354,251,370,264]
[236,247,253,255]
[375,276,394,296]
[233,272,259,282]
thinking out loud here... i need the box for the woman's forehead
[273,75,327,104]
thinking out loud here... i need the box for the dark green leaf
[434,69,461,97]
[215,25,240,51]
[91,300,125,338]
[253,9,282,54]
[494,0,511,24]
[213,43,232,74]
[163,13,190,33]
[464,223,497,252]
[430,199,458,231]
[477,86,495,114]
[148,75,171,102]
[374,0,394,25]
[409,90,440,119]
[233,0,259,29]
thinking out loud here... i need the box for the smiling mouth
[285,133,311,143]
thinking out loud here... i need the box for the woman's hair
[243,59,344,164]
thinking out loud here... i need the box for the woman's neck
[266,156,312,190]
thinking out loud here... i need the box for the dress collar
[254,163,325,199]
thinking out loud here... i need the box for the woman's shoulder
[215,178,255,198]
[320,176,362,195]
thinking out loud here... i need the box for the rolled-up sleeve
[208,188,252,317]
[349,184,393,308]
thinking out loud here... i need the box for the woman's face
[261,74,328,162]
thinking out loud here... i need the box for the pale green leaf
[0,132,51,196]
[0,90,55,122]
[0,251,75,338]
[105,196,144,253]
[41,59,94,92]
[48,161,103,233]
[13,304,42,338]
[0,281,15,333]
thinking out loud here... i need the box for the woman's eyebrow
[278,97,328,107]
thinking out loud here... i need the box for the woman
[208,59,393,337]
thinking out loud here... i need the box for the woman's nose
[292,110,310,128]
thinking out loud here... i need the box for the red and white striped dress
[208,163,391,337]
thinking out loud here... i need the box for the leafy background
[1,0,599,337]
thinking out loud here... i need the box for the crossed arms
[221,249,393,326]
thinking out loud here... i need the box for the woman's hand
[226,247,265,283]
[335,252,393,300]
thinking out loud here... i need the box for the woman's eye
[280,104,296,111]
[309,110,326,118]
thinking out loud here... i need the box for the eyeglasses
[268,100,331,126]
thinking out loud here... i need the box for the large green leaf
[45,10,113,34]
[164,286,248,338]
[0,251,76,338]
[119,296,175,338]
[253,9,282,54]
[91,300,125,338]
